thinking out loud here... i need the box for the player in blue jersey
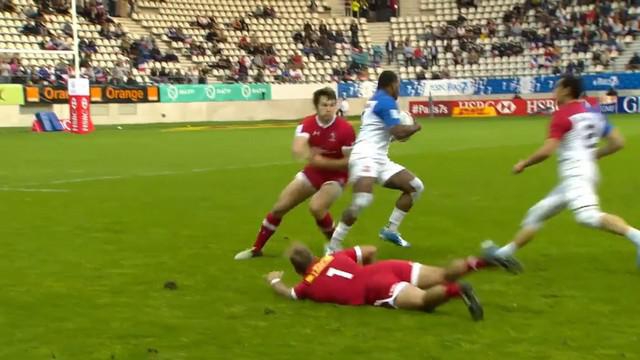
[326,71,423,254]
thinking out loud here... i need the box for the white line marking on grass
[13,161,294,187]
[47,175,127,185]
[0,187,71,193]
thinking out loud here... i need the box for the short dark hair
[289,244,314,275]
[377,70,399,90]
[313,87,337,107]
[558,75,584,99]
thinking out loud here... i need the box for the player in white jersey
[326,71,423,254]
[483,75,640,272]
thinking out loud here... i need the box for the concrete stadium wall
[2,89,635,127]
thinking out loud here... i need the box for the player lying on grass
[235,87,356,260]
[264,244,499,321]
[483,75,640,271]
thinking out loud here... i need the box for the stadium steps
[367,22,401,73]
[613,38,640,72]
[327,0,349,17]
[398,0,421,16]
[367,22,392,48]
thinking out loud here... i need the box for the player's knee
[409,177,424,202]
[349,192,374,216]
[574,207,603,228]
[521,205,546,230]
[308,202,327,219]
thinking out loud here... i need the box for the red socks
[253,212,334,251]
[252,213,282,251]
[316,213,335,239]
[445,283,461,298]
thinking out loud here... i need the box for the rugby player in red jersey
[235,88,356,260]
[265,244,492,321]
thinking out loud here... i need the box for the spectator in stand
[113,23,125,38]
[289,66,304,82]
[23,3,40,18]
[163,50,179,62]
[238,35,251,51]
[403,42,414,67]
[127,0,136,16]
[468,49,479,65]
[0,58,11,83]
[350,20,359,42]
[166,26,186,42]
[627,52,640,70]
[1,0,16,12]
[159,66,169,82]
[291,52,305,70]
[237,57,249,82]
[429,43,438,65]
[264,5,276,18]
[385,36,396,65]
[351,0,360,18]
[319,20,328,36]
[309,0,318,12]
[360,0,369,19]
[52,0,69,13]
[195,16,211,29]
[414,45,425,67]
[254,68,265,83]
[42,36,71,50]
[231,17,249,32]
[264,54,278,71]
[61,21,73,37]
[99,23,113,39]
[21,19,48,36]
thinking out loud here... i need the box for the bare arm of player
[390,123,422,141]
[308,153,349,171]
[513,139,561,174]
[292,136,311,162]
[597,128,625,159]
[359,245,378,264]
[265,271,295,299]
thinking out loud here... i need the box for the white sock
[625,227,640,247]
[329,222,351,248]
[387,207,407,232]
[496,242,518,257]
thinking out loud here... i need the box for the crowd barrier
[338,72,640,98]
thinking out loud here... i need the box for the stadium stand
[395,0,640,79]
[0,0,638,85]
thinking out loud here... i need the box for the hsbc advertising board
[410,97,624,117]
[452,99,528,116]
[617,96,640,114]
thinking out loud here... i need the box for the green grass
[1,115,640,360]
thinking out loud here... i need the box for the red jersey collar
[316,115,336,129]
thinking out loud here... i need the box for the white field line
[0,187,71,193]
[11,161,294,188]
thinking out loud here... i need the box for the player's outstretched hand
[512,160,526,174]
[265,271,284,284]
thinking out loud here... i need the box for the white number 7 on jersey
[326,267,354,279]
